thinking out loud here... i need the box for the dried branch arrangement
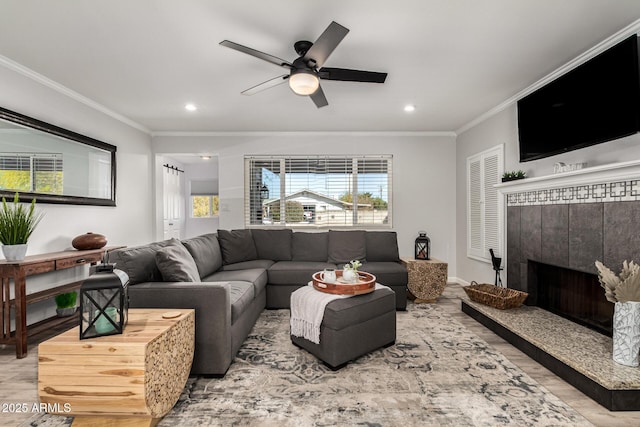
[595,260,640,303]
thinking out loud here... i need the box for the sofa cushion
[181,233,223,277]
[155,242,200,282]
[227,281,255,323]
[217,229,258,265]
[291,232,328,261]
[221,260,275,271]
[327,230,367,264]
[365,231,400,262]
[251,229,292,261]
[205,268,269,298]
[268,261,338,285]
[107,238,176,285]
[361,261,409,287]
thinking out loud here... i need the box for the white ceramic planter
[612,301,640,367]
[2,244,28,261]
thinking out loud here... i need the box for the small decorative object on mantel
[553,162,587,174]
[0,193,44,261]
[415,231,430,260]
[595,260,640,367]
[72,232,107,250]
[79,263,129,340]
[55,291,78,317]
[501,170,526,182]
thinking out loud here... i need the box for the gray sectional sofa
[107,229,407,376]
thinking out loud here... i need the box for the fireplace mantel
[496,159,640,194]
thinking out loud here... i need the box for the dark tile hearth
[462,299,640,411]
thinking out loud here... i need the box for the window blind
[245,155,392,228]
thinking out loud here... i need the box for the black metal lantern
[79,264,129,340]
[415,231,431,260]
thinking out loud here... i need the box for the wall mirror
[0,106,116,206]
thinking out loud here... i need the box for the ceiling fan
[220,21,387,108]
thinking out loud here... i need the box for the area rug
[25,304,593,426]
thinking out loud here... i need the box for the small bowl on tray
[312,270,376,295]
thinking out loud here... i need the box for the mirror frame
[0,106,116,206]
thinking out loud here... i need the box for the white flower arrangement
[345,260,362,272]
[595,260,640,303]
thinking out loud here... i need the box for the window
[190,180,218,218]
[467,145,503,262]
[245,155,392,227]
[192,195,219,218]
[0,152,63,194]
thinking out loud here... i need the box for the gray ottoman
[291,287,396,369]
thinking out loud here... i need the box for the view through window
[0,153,63,194]
[245,155,392,227]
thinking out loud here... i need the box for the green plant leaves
[0,193,44,245]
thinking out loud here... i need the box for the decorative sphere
[72,232,107,250]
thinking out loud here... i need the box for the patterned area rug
[26,304,593,426]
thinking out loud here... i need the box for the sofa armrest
[127,281,232,375]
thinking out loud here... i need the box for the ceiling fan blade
[303,21,349,69]
[241,74,289,96]
[309,85,328,108]
[319,67,387,83]
[220,40,292,68]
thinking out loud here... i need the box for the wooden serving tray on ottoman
[312,270,376,295]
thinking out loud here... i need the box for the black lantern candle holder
[415,231,431,260]
[79,264,130,340]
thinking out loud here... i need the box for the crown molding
[456,18,640,135]
[0,54,150,135]
[151,130,456,137]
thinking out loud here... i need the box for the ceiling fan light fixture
[289,69,319,95]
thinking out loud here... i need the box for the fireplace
[528,261,613,336]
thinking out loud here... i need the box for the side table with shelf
[0,246,123,358]
[400,257,448,303]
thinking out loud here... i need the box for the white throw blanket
[290,282,386,344]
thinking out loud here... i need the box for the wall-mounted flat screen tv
[517,35,640,162]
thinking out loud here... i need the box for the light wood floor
[1,283,639,426]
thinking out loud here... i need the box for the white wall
[152,133,458,273]
[0,62,154,325]
[455,104,640,285]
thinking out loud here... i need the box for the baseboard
[447,277,469,286]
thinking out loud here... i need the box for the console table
[0,247,122,358]
[400,257,448,303]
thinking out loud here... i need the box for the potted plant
[0,193,44,261]
[55,291,78,317]
[342,260,362,283]
[501,170,527,182]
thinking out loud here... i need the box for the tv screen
[517,35,640,162]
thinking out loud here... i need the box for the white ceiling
[1,1,640,133]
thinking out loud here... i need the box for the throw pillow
[365,231,400,262]
[217,229,258,265]
[181,233,223,277]
[291,232,329,261]
[155,241,201,282]
[251,229,293,261]
[327,230,367,264]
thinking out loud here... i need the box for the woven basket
[463,281,528,310]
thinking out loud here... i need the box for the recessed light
[200,155,211,160]
[185,103,197,112]
[404,104,416,113]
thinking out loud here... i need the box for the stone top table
[38,308,195,426]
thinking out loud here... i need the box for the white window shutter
[467,145,503,262]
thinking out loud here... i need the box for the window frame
[245,155,393,229]
[190,194,219,219]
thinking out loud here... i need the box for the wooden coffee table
[38,308,195,426]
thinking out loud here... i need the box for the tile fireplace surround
[466,159,640,411]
